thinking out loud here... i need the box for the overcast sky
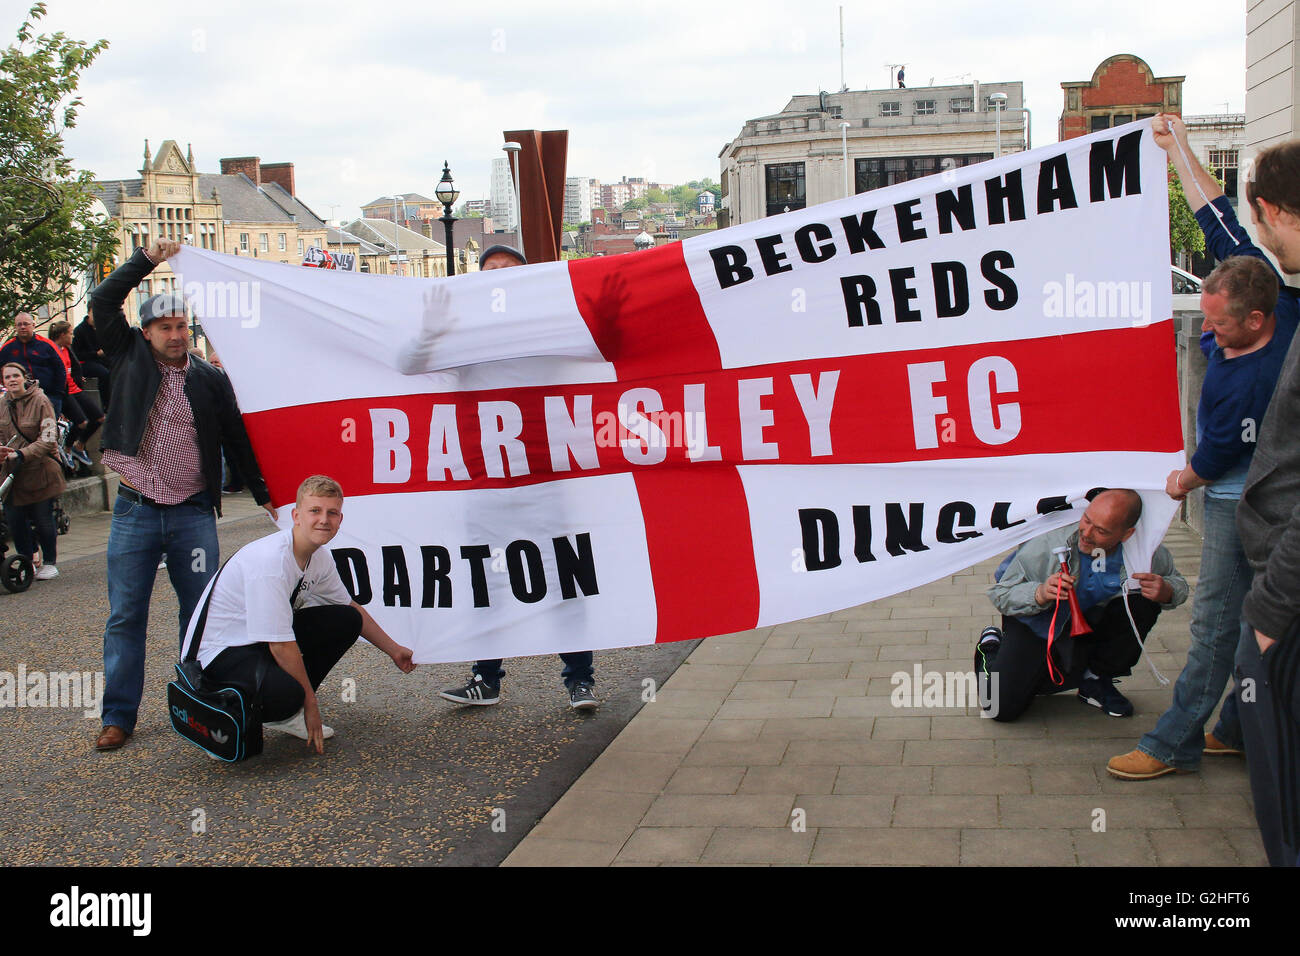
[6,0,1245,222]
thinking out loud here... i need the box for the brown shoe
[95,726,131,751]
[1106,749,1180,780]
[1203,732,1243,756]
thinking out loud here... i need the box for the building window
[880,101,901,117]
[950,98,973,113]
[855,154,993,193]
[278,233,286,251]
[765,162,806,217]
[915,100,936,115]
[986,96,1006,112]
[298,238,305,256]
[259,233,268,253]
[827,105,843,118]
[239,233,249,252]
[1208,148,1239,200]
[1090,115,1110,132]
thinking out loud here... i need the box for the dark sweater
[1192,197,1300,640]
[1193,319,1297,495]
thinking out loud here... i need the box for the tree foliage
[1168,164,1214,261]
[1,3,116,330]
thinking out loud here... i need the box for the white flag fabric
[172,121,1184,664]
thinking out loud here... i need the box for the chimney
[260,162,296,196]
[220,156,261,185]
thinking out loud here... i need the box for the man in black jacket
[1229,139,1300,866]
[90,238,276,752]
[72,312,112,409]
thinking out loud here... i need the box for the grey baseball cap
[479,244,527,266]
[138,293,189,326]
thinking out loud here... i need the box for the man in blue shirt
[1107,115,1300,781]
[981,490,1188,722]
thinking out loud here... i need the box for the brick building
[91,140,328,322]
[1059,54,1184,140]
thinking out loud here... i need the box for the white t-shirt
[181,528,353,669]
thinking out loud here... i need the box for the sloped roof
[260,181,327,229]
[198,173,294,224]
[360,192,435,209]
[343,218,445,252]
[325,225,384,255]
[89,180,143,218]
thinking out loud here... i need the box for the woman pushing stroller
[1,361,66,580]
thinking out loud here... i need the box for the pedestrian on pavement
[91,238,275,752]
[0,362,66,580]
[1217,135,1300,867]
[183,475,416,754]
[1107,115,1300,782]
[977,489,1188,722]
[428,245,601,711]
[72,311,112,409]
[48,319,105,469]
[0,313,67,416]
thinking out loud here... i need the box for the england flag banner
[171,121,1184,665]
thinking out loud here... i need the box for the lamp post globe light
[435,160,459,277]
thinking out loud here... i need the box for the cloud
[11,0,1244,220]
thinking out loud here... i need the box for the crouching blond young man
[181,476,415,753]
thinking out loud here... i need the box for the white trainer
[263,708,334,739]
[34,564,59,580]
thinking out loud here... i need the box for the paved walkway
[54,491,270,563]
[503,524,1266,866]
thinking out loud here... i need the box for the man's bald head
[1078,489,1142,555]
[1092,489,1143,530]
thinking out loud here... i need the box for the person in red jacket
[48,320,104,469]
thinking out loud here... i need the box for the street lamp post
[840,121,851,198]
[388,195,404,276]
[1001,105,1032,151]
[502,141,522,238]
[990,92,1008,157]
[435,161,459,277]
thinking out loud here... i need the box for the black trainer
[977,625,1001,671]
[568,681,598,710]
[439,674,500,706]
[1077,676,1133,718]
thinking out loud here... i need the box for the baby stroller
[0,473,35,593]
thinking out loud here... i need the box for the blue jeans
[1139,494,1249,769]
[474,652,594,688]
[100,489,219,733]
